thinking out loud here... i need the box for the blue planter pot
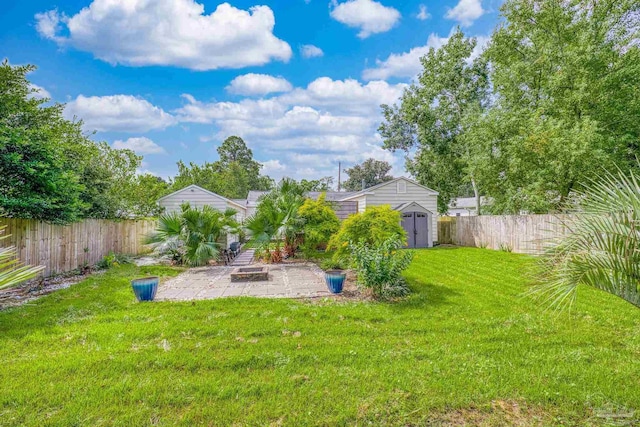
[131,276,159,302]
[325,270,346,294]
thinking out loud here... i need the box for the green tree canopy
[0,60,158,222]
[479,0,640,213]
[342,158,394,192]
[381,0,640,214]
[379,30,489,213]
[170,136,274,199]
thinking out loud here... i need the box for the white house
[157,177,439,248]
[447,196,488,216]
[157,184,247,247]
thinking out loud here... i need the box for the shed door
[401,212,429,248]
[415,213,429,248]
[401,213,415,248]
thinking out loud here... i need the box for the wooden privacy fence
[438,214,574,255]
[0,218,157,277]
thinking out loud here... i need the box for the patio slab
[156,262,333,300]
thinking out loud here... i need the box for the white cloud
[330,0,400,39]
[65,94,176,132]
[261,159,287,175]
[113,137,166,154]
[34,10,62,40]
[174,76,407,180]
[300,44,324,58]
[35,0,292,70]
[445,0,485,27]
[279,77,406,115]
[29,84,51,100]
[416,4,431,20]
[362,33,489,80]
[226,74,293,96]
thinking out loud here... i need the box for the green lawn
[1,248,639,426]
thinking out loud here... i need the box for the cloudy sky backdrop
[2,0,501,182]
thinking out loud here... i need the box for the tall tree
[217,136,272,192]
[480,0,640,213]
[0,61,86,222]
[170,136,274,199]
[342,158,394,192]
[0,60,165,221]
[379,30,490,213]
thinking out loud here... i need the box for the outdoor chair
[229,242,241,257]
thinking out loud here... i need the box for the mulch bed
[0,269,103,310]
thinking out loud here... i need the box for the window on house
[397,180,407,194]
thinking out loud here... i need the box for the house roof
[338,177,439,201]
[157,184,247,211]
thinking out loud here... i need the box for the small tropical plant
[245,178,305,262]
[534,167,640,309]
[328,205,406,261]
[146,204,239,267]
[245,202,286,263]
[298,193,340,255]
[349,236,414,299]
[0,226,44,289]
[96,252,132,269]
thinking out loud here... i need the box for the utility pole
[337,162,341,192]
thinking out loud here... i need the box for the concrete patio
[155,262,333,300]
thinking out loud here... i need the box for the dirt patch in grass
[0,270,103,310]
[426,400,555,426]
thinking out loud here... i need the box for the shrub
[320,258,346,271]
[349,236,414,299]
[96,252,132,269]
[298,193,340,255]
[328,205,406,261]
[146,204,239,267]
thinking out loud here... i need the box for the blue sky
[1,0,502,183]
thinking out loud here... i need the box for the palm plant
[534,167,640,309]
[0,226,44,289]
[246,178,305,261]
[146,204,239,267]
[245,200,285,262]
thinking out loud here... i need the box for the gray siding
[333,201,358,220]
[159,186,230,214]
[363,179,438,242]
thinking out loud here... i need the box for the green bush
[320,258,346,271]
[96,252,132,270]
[328,205,406,261]
[349,236,414,299]
[298,193,340,256]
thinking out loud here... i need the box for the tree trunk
[471,177,481,215]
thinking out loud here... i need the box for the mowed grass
[1,247,639,426]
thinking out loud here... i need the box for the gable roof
[394,201,434,214]
[338,177,439,201]
[157,184,247,211]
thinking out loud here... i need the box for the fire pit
[230,266,269,282]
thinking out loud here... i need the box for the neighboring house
[447,197,489,216]
[157,184,247,248]
[157,177,439,249]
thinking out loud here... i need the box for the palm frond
[533,167,640,309]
